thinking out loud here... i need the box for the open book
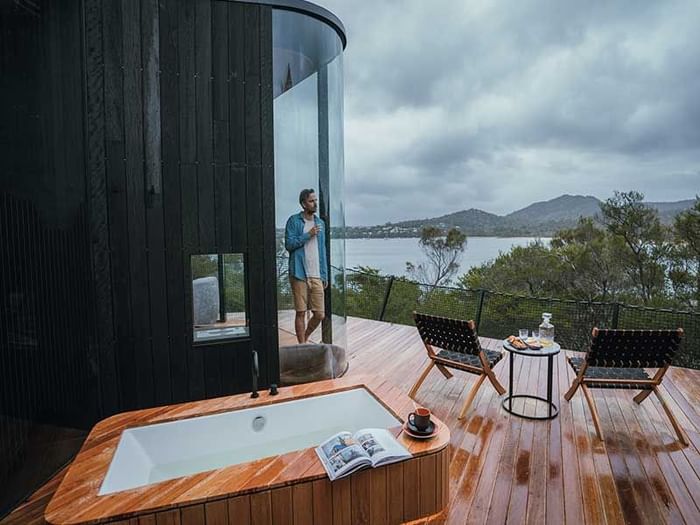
[315,428,412,481]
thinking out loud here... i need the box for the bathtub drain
[252,415,266,432]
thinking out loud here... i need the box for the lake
[342,237,549,277]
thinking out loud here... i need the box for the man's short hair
[299,188,315,204]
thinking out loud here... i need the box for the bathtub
[46,378,450,525]
[100,387,400,494]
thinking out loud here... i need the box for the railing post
[475,289,486,331]
[611,302,621,329]
[378,275,395,322]
[217,254,226,323]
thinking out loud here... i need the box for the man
[285,188,328,343]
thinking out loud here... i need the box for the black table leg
[547,354,553,418]
[509,350,514,412]
[502,345,560,420]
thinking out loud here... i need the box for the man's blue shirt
[284,212,328,282]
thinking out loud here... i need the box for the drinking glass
[532,329,540,341]
[518,329,529,340]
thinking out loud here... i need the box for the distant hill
[345,194,695,238]
[506,195,601,225]
[391,208,508,235]
[647,199,696,223]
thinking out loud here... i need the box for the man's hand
[309,225,320,237]
[323,280,328,289]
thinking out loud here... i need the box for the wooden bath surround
[45,376,450,524]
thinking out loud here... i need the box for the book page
[316,431,371,480]
[353,428,411,468]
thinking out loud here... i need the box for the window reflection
[191,253,249,343]
[272,9,346,350]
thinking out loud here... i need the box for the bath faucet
[251,350,259,398]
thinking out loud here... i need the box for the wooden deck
[4,316,700,524]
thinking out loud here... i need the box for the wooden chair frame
[409,314,505,420]
[564,327,688,446]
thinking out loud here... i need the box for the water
[343,237,549,277]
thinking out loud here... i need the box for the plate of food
[505,335,543,351]
[505,335,528,350]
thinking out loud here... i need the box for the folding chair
[410,312,505,419]
[564,327,687,445]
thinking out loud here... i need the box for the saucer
[407,420,435,435]
[403,420,438,439]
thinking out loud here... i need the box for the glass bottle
[539,313,554,346]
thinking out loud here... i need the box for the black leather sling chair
[564,327,687,446]
[410,312,506,420]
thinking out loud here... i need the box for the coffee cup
[408,407,431,431]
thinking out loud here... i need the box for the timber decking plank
[594,385,644,523]
[555,352,585,525]
[249,492,272,525]
[542,354,566,525]
[155,509,181,525]
[331,477,351,525]
[566,351,606,525]
[180,504,204,525]
[204,500,227,525]
[613,389,683,524]
[524,353,548,525]
[228,496,251,525]
[270,486,292,525]
[504,349,540,525]
[385,462,404,524]
[350,469,372,525]
[368,467,388,525]
[291,483,313,525]
[311,479,332,525]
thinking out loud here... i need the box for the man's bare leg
[304,311,325,342]
[295,311,307,343]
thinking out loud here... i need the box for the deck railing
[342,268,700,370]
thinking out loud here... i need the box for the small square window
[191,253,249,343]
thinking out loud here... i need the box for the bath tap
[251,350,259,398]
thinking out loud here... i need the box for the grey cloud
[315,0,700,225]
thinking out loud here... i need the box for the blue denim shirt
[285,212,328,283]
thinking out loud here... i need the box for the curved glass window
[273,9,346,352]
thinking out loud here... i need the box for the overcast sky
[314,0,700,226]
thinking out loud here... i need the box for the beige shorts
[291,277,325,313]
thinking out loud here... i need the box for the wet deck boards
[3,316,700,524]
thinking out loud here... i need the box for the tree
[345,266,389,319]
[458,241,560,296]
[599,191,670,304]
[191,254,217,279]
[670,196,700,308]
[551,218,626,302]
[406,226,467,287]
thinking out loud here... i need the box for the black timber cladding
[87,0,278,410]
[1,0,284,510]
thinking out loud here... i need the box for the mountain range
[346,195,696,238]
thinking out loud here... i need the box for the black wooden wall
[1,0,278,513]
[85,0,278,413]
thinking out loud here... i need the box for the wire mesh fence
[345,268,700,370]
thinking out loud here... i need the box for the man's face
[302,193,318,213]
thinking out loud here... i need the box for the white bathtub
[99,387,401,495]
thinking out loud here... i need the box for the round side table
[501,340,561,420]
